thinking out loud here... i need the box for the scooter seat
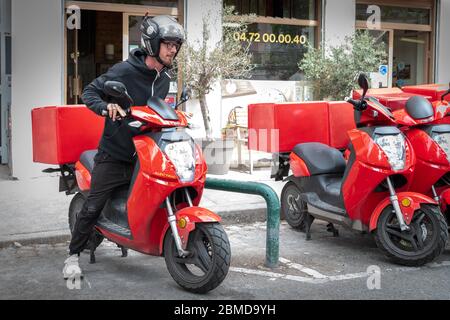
[293,143,346,175]
[80,150,98,173]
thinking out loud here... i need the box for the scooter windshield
[367,96,395,119]
[147,97,180,121]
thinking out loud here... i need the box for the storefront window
[235,23,315,81]
[226,0,318,81]
[75,0,177,7]
[225,0,317,20]
[356,4,430,25]
[356,2,433,86]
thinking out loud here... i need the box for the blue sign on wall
[379,65,388,76]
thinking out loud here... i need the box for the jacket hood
[127,48,158,75]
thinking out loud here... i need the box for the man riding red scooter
[277,74,448,266]
[65,81,231,294]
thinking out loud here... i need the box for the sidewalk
[0,166,284,248]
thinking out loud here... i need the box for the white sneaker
[63,255,84,280]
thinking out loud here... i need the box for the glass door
[365,29,393,88]
[393,30,430,87]
[0,0,11,165]
[123,14,146,61]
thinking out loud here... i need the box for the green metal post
[205,178,280,268]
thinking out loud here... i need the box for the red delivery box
[248,101,330,153]
[402,84,450,102]
[328,101,356,149]
[353,87,432,111]
[32,105,104,165]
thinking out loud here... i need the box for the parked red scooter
[66,81,231,294]
[392,85,450,228]
[276,74,448,266]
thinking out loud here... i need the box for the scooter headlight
[164,141,195,182]
[431,132,450,161]
[374,133,406,171]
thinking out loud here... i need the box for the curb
[0,232,71,249]
[0,208,270,249]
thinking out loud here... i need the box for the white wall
[437,0,450,84]
[323,0,356,50]
[184,0,223,140]
[11,0,64,179]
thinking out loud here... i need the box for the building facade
[1,0,449,179]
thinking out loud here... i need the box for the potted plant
[179,4,254,175]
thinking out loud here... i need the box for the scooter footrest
[96,217,132,239]
[300,192,346,216]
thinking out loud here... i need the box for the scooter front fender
[159,207,222,254]
[369,192,438,232]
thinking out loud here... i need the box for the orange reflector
[401,198,411,207]
[178,218,187,229]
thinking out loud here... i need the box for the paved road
[1,221,449,300]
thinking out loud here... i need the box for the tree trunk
[199,94,213,141]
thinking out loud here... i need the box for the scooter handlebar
[101,107,131,119]
[345,97,368,111]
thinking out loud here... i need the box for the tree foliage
[299,31,387,101]
[178,4,254,140]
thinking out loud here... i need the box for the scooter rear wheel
[68,193,86,234]
[374,204,448,266]
[163,222,231,294]
[68,193,104,252]
[281,182,312,230]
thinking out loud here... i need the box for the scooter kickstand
[120,246,128,258]
[327,223,339,237]
[90,249,96,264]
[305,212,313,241]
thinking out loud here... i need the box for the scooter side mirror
[174,87,191,110]
[180,87,191,102]
[104,81,134,106]
[358,73,370,99]
[104,81,128,98]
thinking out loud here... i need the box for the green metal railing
[205,178,280,268]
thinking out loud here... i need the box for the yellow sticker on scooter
[401,198,411,207]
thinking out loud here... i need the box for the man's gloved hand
[107,103,127,122]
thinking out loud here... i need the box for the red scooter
[392,86,450,228]
[276,74,448,266]
[67,81,231,294]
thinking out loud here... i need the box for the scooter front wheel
[374,204,448,266]
[163,223,231,294]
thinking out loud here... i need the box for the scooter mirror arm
[124,93,135,107]
[174,98,189,110]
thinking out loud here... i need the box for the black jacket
[81,48,171,163]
